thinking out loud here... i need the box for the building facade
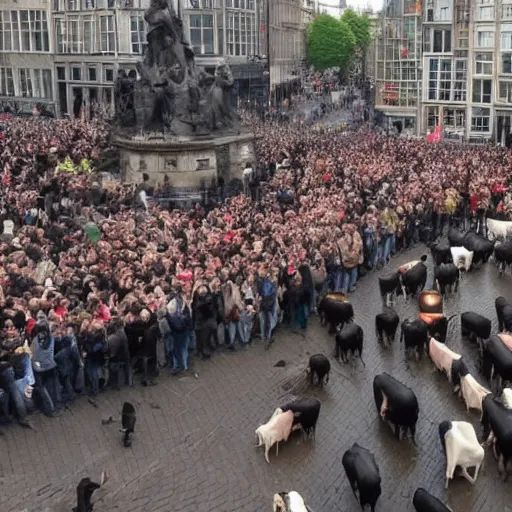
[0,0,55,115]
[374,0,512,142]
[0,0,268,118]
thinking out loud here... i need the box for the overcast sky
[319,0,383,14]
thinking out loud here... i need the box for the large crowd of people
[0,112,512,428]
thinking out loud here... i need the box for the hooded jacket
[31,312,56,372]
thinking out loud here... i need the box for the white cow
[502,388,512,409]
[459,373,491,414]
[487,218,512,241]
[440,420,484,489]
[255,408,294,463]
[273,491,311,512]
[450,247,474,272]
[429,337,461,381]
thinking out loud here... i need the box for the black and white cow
[439,420,484,489]
[373,373,419,443]
[273,491,313,512]
[280,397,321,440]
[306,354,330,388]
[434,263,459,296]
[378,272,400,307]
[375,309,399,347]
[342,443,382,512]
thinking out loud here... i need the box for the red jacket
[469,194,478,213]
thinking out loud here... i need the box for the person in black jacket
[106,318,132,389]
[191,284,216,360]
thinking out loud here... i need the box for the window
[477,30,494,47]
[104,66,114,81]
[502,31,512,50]
[226,10,256,56]
[440,7,449,20]
[475,52,493,74]
[428,58,452,100]
[473,79,492,103]
[130,14,146,54]
[187,0,214,7]
[88,66,97,81]
[503,53,512,73]
[432,29,451,52]
[189,14,214,55]
[67,17,79,53]
[444,108,466,130]
[225,0,255,8]
[499,81,512,102]
[67,0,80,9]
[471,107,490,131]
[55,18,65,53]
[31,69,52,98]
[479,6,494,19]
[0,67,14,96]
[83,16,95,53]
[504,4,512,18]
[100,15,115,53]
[18,69,33,97]
[0,10,49,52]
[57,66,66,80]
[454,59,467,101]
[71,65,81,81]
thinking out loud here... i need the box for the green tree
[306,14,356,71]
[340,9,372,54]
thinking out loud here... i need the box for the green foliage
[306,14,356,71]
[340,9,372,53]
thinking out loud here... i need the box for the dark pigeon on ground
[274,360,286,367]
[72,477,100,512]
[120,402,136,447]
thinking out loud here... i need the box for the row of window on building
[0,8,259,57]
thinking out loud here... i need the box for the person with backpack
[166,293,191,374]
[257,271,277,348]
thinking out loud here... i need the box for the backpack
[167,298,190,333]
[260,279,276,312]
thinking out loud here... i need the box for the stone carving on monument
[114,0,239,137]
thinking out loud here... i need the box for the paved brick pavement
[2,246,512,511]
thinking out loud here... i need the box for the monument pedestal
[115,131,256,189]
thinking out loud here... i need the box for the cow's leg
[380,396,388,419]
[264,442,271,463]
[275,441,279,457]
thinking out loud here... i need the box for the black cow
[461,312,492,345]
[400,319,428,360]
[430,240,452,266]
[121,401,136,447]
[450,357,470,392]
[307,354,330,388]
[280,397,321,440]
[400,257,428,297]
[412,488,451,512]
[318,296,354,333]
[496,296,512,332]
[73,477,101,512]
[375,309,399,347]
[494,242,512,275]
[482,394,512,480]
[378,272,400,307]
[434,263,459,295]
[463,231,495,266]
[335,322,364,365]
[482,335,512,393]
[448,227,466,247]
[342,443,382,512]
[373,373,419,443]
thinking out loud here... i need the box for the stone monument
[113,0,255,191]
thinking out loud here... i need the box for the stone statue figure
[207,62,236,131]
[115,0,239,136]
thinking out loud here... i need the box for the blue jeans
[188,330,196,351]
[334,268,344,292]
[85,361,103,396]
[259,310,273,342]
[0,366,28,421]
[162,332,173,366]
[379,234,395,264]
[342,266,358,293]
[226,322,239,346]
[364,227,378,268]
[239,311,253,344]
[33,368,61,414]
[172,332,189,371]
